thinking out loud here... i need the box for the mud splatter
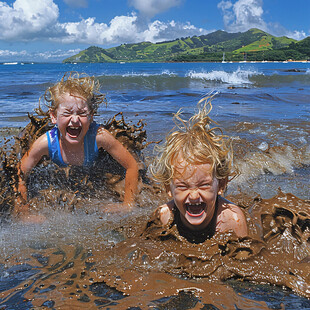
[0,114,309,309]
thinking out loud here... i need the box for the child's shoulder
[30,133,49,153]
[216,196,247,237]
[96,125,115,144]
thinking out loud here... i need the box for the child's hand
[100,202,134,214]
[14,200,46,224]
[19,213,47,224]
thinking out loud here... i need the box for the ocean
[0,61,309,309]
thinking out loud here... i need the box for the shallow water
[0,62,309,309]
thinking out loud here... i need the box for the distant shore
[1,59,309,65]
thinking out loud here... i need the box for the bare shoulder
[20,133,49,173]
[25,134,49,157]
[216,196,248,237]
[96,126,118,149]
[156,200,174,225]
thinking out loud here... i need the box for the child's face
[50,93,92,145]
[167,157,222,231]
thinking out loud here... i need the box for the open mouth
[66,126,82,138]
[185,202,206,217]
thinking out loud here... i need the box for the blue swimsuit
[46,121,100,167]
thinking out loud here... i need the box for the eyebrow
[174,176,213,185]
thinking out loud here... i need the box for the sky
[0,0,309,62]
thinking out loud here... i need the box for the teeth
[69,127,80,129]
[187,203,202,206]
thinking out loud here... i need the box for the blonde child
[16,72,139,222]
[149,96,247,239]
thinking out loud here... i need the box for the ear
[49,110,57,124]
[218,177,228,195]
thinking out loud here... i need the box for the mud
[0,114,309,309]
[0,112,159,218]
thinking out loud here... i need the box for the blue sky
[0,0,309,62]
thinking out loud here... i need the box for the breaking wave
[187,67,261,85]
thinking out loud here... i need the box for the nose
[188,188,200,200]
[70,114,81,124]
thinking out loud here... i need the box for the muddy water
[0,113,309,309]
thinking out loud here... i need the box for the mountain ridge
[63,28,309,63]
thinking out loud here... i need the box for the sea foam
[187,67,262,85]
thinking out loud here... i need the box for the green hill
[63,28,307,63]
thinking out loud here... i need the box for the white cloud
[0,0,208,46]
[0,49,27,57]
[60,14,141,45]
[129,0,182,18]
[0,48,81,61]
[217,0,308,39]
[58,13,209,45]
[0,0,60,40]
[287,30,306,41]
[143,20,208,42]
[218,0,267,32]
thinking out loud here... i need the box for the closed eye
[78,111,88,117]
[199,183,211,189]
[175,183,188,190]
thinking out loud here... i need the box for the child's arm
[97,128,139,211]
[15,134,49,220]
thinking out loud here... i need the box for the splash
[0,111,309,309]
[0,191,309,309]
[187,67,261,85]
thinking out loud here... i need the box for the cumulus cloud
[218,0,267,32]
[59,13,208,45]
[0,0,208,46]
[0,0,60,40]
[129,0,182,18]
[217,0,308,39]
[60,14,142,45]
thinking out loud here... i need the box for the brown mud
[0,114,309,309]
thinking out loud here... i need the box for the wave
[252,73,310,87]
[120,69,177,77]
[186,67,261,85]
[97,67,310,90]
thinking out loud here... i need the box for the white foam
[121,70,177,77]
[187,67,262,85]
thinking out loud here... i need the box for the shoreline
[1,59,310,65]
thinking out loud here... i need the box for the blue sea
[0,61,309,309]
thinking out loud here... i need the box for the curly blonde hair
[150,96,233,185]
[40,71,106,115]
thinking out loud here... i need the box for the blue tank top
[46,121,100,167]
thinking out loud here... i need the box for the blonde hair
[40,72,106,115]
[150,96,233,185]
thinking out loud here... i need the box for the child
[149,96,247,240]
[16,72,139,222]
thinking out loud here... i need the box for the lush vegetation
[63,28,309,63]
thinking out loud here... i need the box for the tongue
[67,127,81,137]
[186,203,205,215]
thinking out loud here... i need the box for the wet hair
[38,72,106,115]
[150,95,233,185]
